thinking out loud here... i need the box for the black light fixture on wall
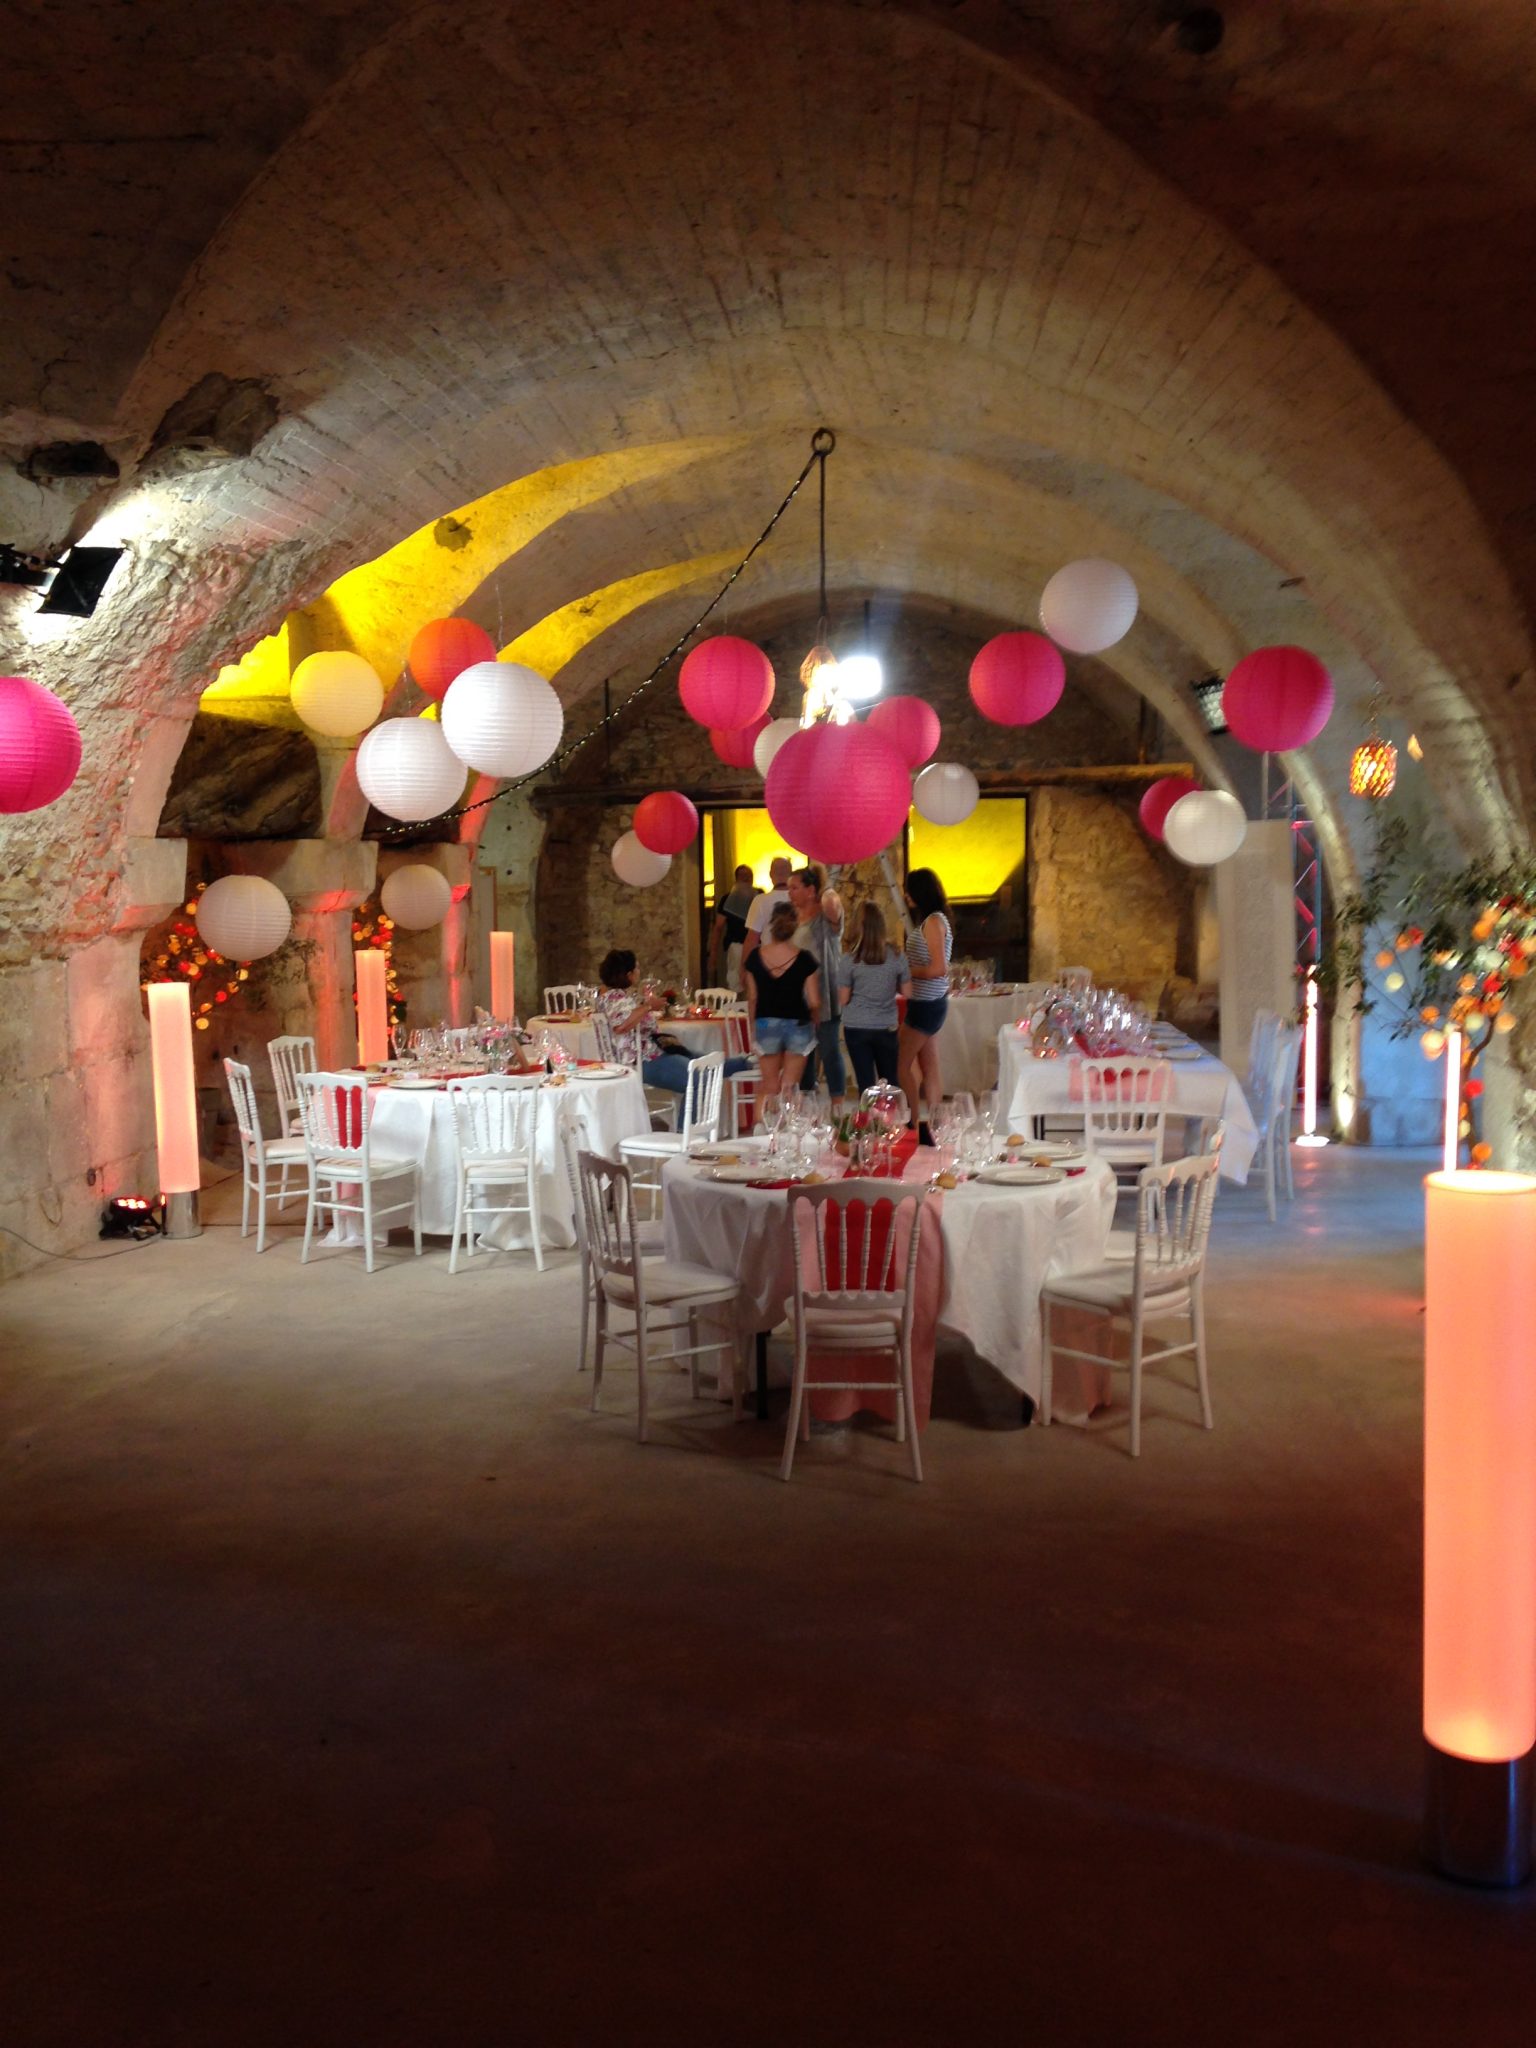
[38,544,125,617]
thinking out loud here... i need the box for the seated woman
[742,904,821,1098]
[596,948,750,1094]
[837,900,910,1095]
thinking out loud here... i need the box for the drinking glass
[760,1093,786,1157]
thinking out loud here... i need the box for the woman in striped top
[898,867,952,1141]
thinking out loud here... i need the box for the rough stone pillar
[223,839,377,1070]
[0,837,187,1277]
[1215,820,1296,1082]
[379,844,472,1028]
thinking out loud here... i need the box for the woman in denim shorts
[899,867,952,1140]
[742,904,821,1099]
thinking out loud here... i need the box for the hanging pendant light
[1350,690,1398,800]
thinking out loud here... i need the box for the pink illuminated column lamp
[1295,968,1328,1147]
[1423,1168,1536,1885]
[147,982,202,1238]
[1442,1025,1464,1173]
[490,930,516,1023]
[355,948,390,1065]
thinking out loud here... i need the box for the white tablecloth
[938,989,1047,1098]
[662,1152,1117,1419]
[526,1013,734,1061]
[333,1071,649,1248]
[997,1030,1257,1183]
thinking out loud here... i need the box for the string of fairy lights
[372,430,832,842]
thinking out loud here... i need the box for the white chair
[543,985,583,1015]
[224,1058,309,1252]
[692,987,736,1012]
[721,1005,762,1136]
[559,1105,663,1376]
[296,1072,423,1273]
[576,1149,743,1441]
[1040,1152,1220,1456]
[1250,1022,1302,1222]
[1104,1122,1225,1263]
[592,1004,619,1064]
[1081,1057,1171,1184]
[268,1033,317,1138]
[618,1051,726,1214]
[446,1080,544,1275]
[782,1180,928,1483]
[1058,966,1093,993]
[1246,1007,1282,1103]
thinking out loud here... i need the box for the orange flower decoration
[1472,1141,1493,1164]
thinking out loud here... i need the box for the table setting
[320,1030,649,1250]
[997,981,1258,1182]
[662,1084,1117,1421]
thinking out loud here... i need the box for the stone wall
[1026,787,1189,1005]
[515,606,1198,1000]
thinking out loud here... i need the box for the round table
[934,988,1049,1099]
[328,1068,649,1249]
[661,1148,1116,1421]
[526,1011,736,1061]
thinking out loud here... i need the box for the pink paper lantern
[1222,646,1334,752]
[968,632,1066,727]
[867,695,941,768]
[679,636,775,730]
[0,675,82,814]
[765,722,911,865]
[408,617,496,701]
[633,788,699,855]
[710,715,770,768]
[1138,774,1203,842]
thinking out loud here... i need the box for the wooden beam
[531,761,1197,813]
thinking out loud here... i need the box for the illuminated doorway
[698,797,1028,980]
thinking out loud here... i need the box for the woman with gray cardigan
[836,901,911,1095]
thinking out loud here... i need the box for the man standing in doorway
[788,864,845,1097]
[741,856,792,969]
[707,863,757,990]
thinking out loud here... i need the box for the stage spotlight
[39,544,125,618]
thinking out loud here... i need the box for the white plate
[387,1075,442,1090]
[706,1162,792,1184]
[1165,1049,1204,1062]
[977,1163,1063,1186]
[573,1063,629,1079]
[692,1139,770,1160]
[1001,1138,1081,1160]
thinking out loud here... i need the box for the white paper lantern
[380,863,453,930]
[355,717,467,823]
[195,874,291,961]
[611,831,672,887]
[290,650,385,737]
[753,716,802,778]
[1039,558,1139,655]
[912,761,980,826]
[440,660,564,778]
[1163,788,1248,866]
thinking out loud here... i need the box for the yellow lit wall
[907,797,1025,901]
[713,807,807,887]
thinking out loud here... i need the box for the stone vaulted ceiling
[3,0,1535,959]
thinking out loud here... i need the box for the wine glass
[760,1093,786,1157]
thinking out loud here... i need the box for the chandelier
[798,429,882,725]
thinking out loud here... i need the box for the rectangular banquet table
[326,1068,649,1249]
[997,1028,1258,1183]
[661,1148,1118,1422]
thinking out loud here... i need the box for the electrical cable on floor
[2,1171,244,1260]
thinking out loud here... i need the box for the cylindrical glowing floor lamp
[1441,1026,1463,1173]
[490,930,516,1023]
[1424,1168,1536,1885]
[1296,966,1328,1147]
[355,948,389,1065]
[147,982,202,1238]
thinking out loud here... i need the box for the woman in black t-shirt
[743,904,821,1097]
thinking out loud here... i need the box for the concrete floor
[3,1146,1534,2045]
